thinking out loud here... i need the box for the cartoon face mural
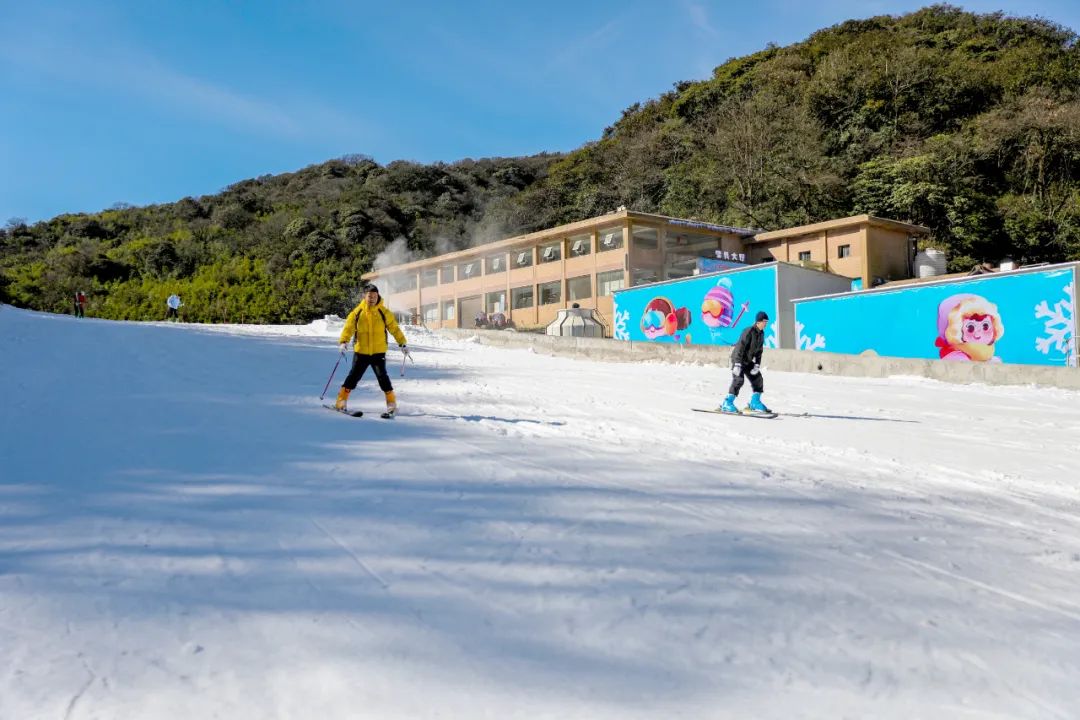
[934,294,1005,362]
[700,280,735,328]
[641,297,692,339]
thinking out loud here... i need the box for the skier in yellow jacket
[335,284,410,415]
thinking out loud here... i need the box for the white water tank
[915,248,947,278]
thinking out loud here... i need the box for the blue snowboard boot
[720,394,739,414]
[748,392,771,413]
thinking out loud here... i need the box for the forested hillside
[3,5,1078,322]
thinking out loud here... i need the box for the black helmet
[364,284,379,294]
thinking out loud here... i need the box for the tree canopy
[3,5,1078,321]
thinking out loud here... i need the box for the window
[567,275,592,301]
[838,244,851,258]
[440,265,455,283]
[631,268,659,286]
[539,280,562,305]
[568,234,591,257]
[798,251,812,262]
[442,300,455,321]
[597,269,625,296]
[486,254,505,274]
[539,242,561,264]
[598,228,623,251]
[632,225,659,251]
[421,303,439,324]
[515,249,533,267]
[457,260,478,279]
[486,291,506,314]
[420,269,438,288]
[511,285,533,309]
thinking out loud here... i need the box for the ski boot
[719,394,740,414]
[747,392,771,414]
[381,390,397,419]
[334,386,351,411]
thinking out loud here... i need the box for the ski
[692,408,778,419]
[323,404,364,417]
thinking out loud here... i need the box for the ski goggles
[701,298,729,317]
[642,309,667,330]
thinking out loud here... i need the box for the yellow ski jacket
[339,299,407,355]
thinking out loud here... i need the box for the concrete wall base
[437,329,1080,391]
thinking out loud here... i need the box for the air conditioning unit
[492,257,501,270]
[542,247,556,260]
[572,240,584,254]
[464,263,474,276]
[601,234,616,248]
[517,251,529,265]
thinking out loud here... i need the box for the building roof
[747,214,930,244]
[362,210,758,279]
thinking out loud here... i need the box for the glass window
[597,269,625,296]
[440,265,455,283]
[838,244,851,258]
[420,269,438,288]
[567,275,591,301]
[798,251,812,262]
[632,225,659,250]
[665,231,719,251]
[421,303,439,324]
[631,268,659,286]
[539,242,561,264]
[485,290,506,313]
[442,300,455,320]
[539,280,562,305]
[513,249,533,267]
[598,227,623,251]
[568,234,591,257]
[457,260,479,280]
[486,254,506,274]
[511,285,533,309]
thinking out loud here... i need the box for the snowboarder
[720,310,772,414]
[334,284,410,416]
[73,291,88,318]
[166,293,183,321]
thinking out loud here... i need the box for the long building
[362,209,929,333]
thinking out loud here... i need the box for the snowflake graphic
[612,308,631,341]
[763,320,780,349]
[795,321,827,351]
[1035,282,1074,365]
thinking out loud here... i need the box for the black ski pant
[728,364,764,397]
[343,352,393,392]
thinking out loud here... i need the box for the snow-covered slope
[2,307,1079,719]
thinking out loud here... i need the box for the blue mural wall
[613,265,780,347]
[793,266,1077,366]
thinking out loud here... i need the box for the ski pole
[399,348,414,377]
[320,350,346,400]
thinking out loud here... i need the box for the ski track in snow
[1,308,1079,719]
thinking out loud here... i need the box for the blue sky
[2,1,1078,224]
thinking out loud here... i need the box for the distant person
[334,284,410,417]
[719,311,772,415]
[73,291,88,318]
[474,311,488,328]
[166,293,182,321]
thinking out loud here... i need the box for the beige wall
[824,227,864,279]
[866,227,913,284]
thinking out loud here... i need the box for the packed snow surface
[2,307,1079,719]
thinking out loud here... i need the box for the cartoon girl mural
[641,297,692,341]
[934,294,1005,362]
[700,278,749,343]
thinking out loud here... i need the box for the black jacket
[731,325,764,366]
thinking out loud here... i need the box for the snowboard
[692,408,778,419]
